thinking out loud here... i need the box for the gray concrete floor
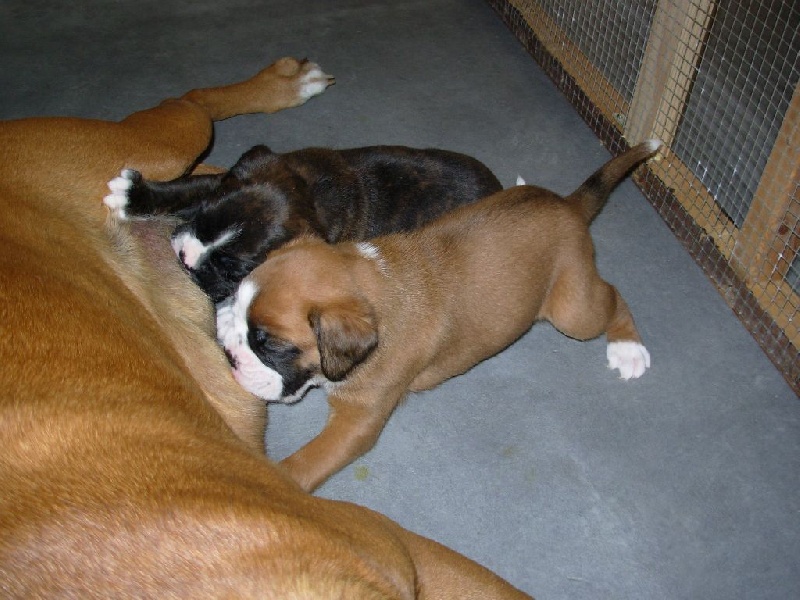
[2,1,798,598]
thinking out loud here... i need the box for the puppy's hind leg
[543,259,650,380]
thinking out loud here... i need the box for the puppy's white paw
[607,341,650,380]
[296,62,335,102]
[103,169,135,219]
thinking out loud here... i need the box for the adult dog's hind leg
[116,58,334,182]
[392,527,533,599]
[0,57,333,229]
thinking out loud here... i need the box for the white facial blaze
[172,228,238,269]
[216,280,284,401]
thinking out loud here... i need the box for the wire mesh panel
[535,0,657,103]
[488,0,800,393]
[672,1,799,229]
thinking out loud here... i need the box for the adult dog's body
[219,141,660,492]
[106,143,501,302]
[0,58,529,598]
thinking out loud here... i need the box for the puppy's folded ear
[309,299,378,381]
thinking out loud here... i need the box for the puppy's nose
[177,250,199,276]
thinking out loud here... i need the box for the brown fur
[0,58,530,599]
[242,142,660,492]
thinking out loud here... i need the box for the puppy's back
[318,145,502,237]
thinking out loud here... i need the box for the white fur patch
[356,241,388,275]
[216,280,284,401]
[607,341,651,380]
[515,175,526,186]
[172,228,237,269]
[355,241,380,260]
[644,138,663,153]
[281,376,327,405]
[297,63,333,101]
[171,232,205,268]
[103,169,135,219]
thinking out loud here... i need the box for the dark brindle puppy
[105,144,502,302]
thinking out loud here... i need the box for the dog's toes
[296,61,335,103]
[606,341,650,380]
[102,169,136,219]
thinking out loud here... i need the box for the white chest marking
[355,241,389,276]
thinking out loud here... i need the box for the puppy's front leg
[105,169,224,220]
[280,387,404,492]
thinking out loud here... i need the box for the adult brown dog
[218,140,661,492]
[0,58,531,599]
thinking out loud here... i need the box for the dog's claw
[607,341,650,380]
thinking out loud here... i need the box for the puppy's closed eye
[248,327,301,365]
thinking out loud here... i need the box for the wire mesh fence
[488,0,800,394]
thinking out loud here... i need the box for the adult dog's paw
[607,341,651,380]
[295,59,335,103]
[103,169,138,219]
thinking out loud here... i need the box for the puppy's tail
[567,139,663,224]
